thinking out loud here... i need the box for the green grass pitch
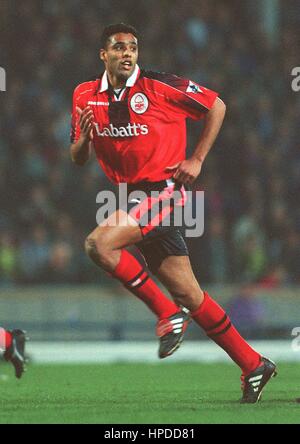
[0,362,299,424]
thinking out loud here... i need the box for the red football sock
[5,331,12,349]
[113,249,179,319]
[191,292,261,375]
[0,328,12,350]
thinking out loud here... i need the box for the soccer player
[0,328,27,378]
[70,23,277,403]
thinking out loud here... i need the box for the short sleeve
[143,71,219,121]
[177,80,219,120]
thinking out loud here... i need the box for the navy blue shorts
[122,179,190,273]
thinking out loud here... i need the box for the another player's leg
[155,255,277,402]
[0,327,27,379]
[85,210,186,357]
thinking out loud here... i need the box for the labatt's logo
[94,122,149,137]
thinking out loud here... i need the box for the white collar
[99,64,140,93]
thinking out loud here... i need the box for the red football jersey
[71,65,218,184]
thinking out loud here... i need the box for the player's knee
[85,235,114,270]
[85,237,100,261]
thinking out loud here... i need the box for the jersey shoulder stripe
[140,70,216,112]
[140,70,190,92]
[73,75,101,97]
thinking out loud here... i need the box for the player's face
[100,33,138,82]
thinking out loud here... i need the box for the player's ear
[100,49,106,63]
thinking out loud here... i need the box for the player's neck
[107,73,126,90]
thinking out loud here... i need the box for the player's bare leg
[155,255,277,402]
[154,255,204,311]
[85,209,142,272]
[85,210,188,358]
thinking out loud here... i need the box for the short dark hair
[100,23,138,49]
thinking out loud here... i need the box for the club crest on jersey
[130,93,149,114]
[186,81,202,94]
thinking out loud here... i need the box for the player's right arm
[70,105,94,166]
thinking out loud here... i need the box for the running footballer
[70,23,276,403]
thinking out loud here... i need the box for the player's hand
[76,106,94,141]
[166,157,203,185]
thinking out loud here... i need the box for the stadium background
[0,0,300,358]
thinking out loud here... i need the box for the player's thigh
[87,209,143,250]
[155,255,204,308]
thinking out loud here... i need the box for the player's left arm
[167,97,226,185]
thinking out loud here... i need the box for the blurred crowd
[1,0,300,286]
